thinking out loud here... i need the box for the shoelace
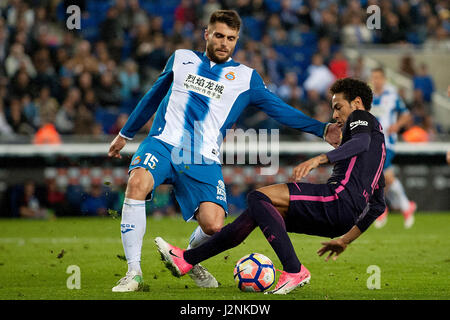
[192,265,209,281]
[116,273,135,285]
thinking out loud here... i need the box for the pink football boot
[265,265,311,295]
[155,237,193,277]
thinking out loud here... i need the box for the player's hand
[324,123,341,148]
[108,134,127,159]
[291,154,328,181]
[317,238,347,262]
[292,157,320,181]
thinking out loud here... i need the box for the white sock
[121,198,146,274]
[187,225,211,249]
[389,179,410,212]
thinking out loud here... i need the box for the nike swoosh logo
[169,249,181,258]
[182,61,194,65]
[121,229,133,234]
[272,280,290,293]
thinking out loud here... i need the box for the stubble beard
[206,43,232,64]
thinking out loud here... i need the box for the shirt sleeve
[249,70,327,139]
[119,53,175,140]
[326,132,371,163]
[326,110,373,163]
[346,109,372,135]
[355,184,386,232]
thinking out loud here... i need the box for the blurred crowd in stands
[2,177,253,218]
[0,0,447,142]
[0,0,448,219]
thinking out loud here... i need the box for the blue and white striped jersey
[371,84,409,150]
[120,49,327,163]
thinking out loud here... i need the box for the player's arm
[317,183,386,261]
[292,110,372,181]
[388,97,412,134]
[249,71,340,146]
[119,53,175,140]
[355,182,386,232]
[108,53,175,158]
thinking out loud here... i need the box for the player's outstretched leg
[184,202,225,288]
[246,189,310,294]
[246,190,302,274]
[187,226,219,288]
[156,210,257,279]
[265,265,311,295]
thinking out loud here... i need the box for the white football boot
[188,264,219,288]
[112,270,143,292]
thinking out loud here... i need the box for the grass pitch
[0,213,449,300]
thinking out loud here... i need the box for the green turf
[0,213,449,300]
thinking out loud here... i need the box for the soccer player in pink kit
[156,78,387,294]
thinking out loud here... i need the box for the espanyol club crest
[225,72,235,80]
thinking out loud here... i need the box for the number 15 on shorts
[143,153,159,169]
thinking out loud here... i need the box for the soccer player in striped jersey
[370,68,416,229]
[108,10,341,292]
[155,78,387,295]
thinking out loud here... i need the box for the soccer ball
[233,253,275,292]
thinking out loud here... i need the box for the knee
[126,170,153,198]
[197,203,225,235]
[247,190,272,206]
[201,221,223,235]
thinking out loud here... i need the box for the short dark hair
[329,78,373,111]
[209,10,241,31]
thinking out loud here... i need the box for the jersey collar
[202,52,238,69]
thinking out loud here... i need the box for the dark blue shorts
[285,182,357,238]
